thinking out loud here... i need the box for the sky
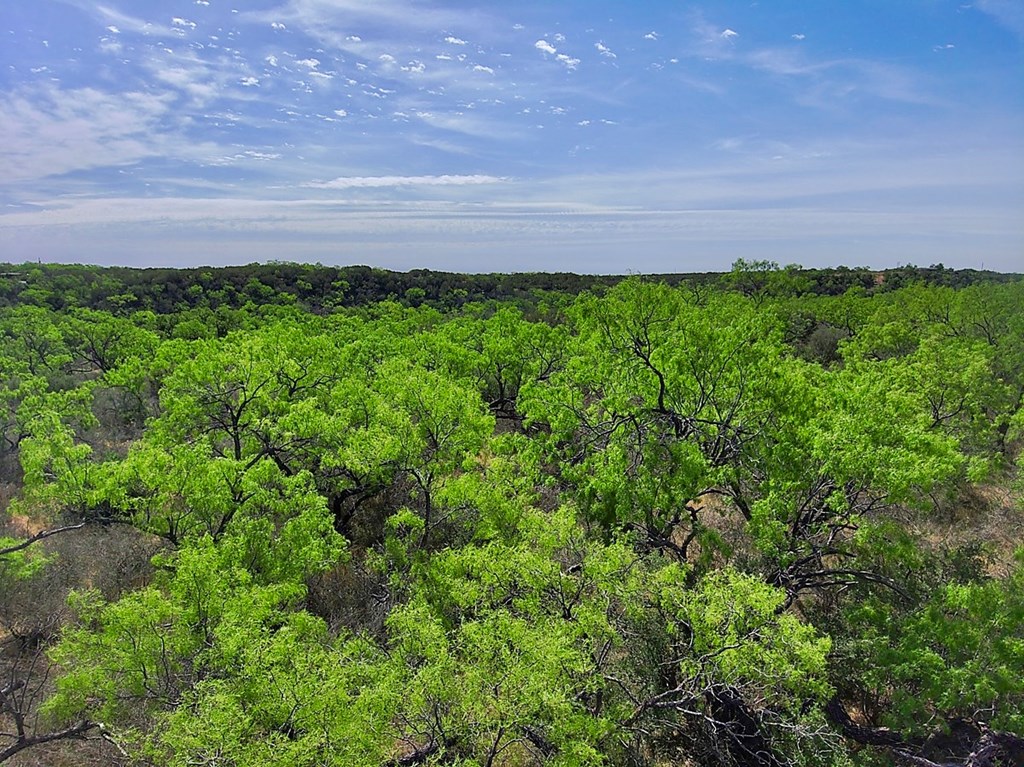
[1,0,1022,273]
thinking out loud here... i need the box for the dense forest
[1,261,1019,315]
[1,262,1023,767]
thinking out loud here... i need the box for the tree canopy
[2,269,1023,767]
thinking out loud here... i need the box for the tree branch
[824,695,917,750]
[0,523,86,558]
[0,720,98,763]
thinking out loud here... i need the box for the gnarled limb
[0,523,85,558]
[826,696,1024,767]
[1,678,97,763]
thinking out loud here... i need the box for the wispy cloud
[5,190,1020,273]
[54,0,176,36]
[0,86,174,183]
[301,174,506,189]
[974,0,1024,37]
[4,0,1021,271]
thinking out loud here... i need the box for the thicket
[2,268,1023,767]
[1,261,1017,316]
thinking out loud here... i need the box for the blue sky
[1,0,1022,273]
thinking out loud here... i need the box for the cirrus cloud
[301,174,506,189]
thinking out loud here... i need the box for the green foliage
[671,567,833,711]
[521,281,783,547]
[0,537,51,581]
[44,537,326,745]
[2,273,1020,767]
[842,550,1024,734]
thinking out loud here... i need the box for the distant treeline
[0,261,1016,314]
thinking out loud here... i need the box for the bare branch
[0,719,98,763]
[0,523,86,558]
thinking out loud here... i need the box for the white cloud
[712,137,744,152]
[272,22,287,30]
[410,110,519,140]
[792,33,806,40]
[644,31,658,40]
[5,2,1022,273]
[238,2,529,108]
[206,150,281,164]
[6,137,1023,272]
[154,65,220,102]
[553,33,566,43]
[7,195,1020,273]
[172,17,198,29]
[721,28,738,39]
[302,174,505,189]
[56,1,176,36]
[0,86,175,183]
[297,57,321,68]
[106,25,120,34]
[745,50,942,106]
[98,36,122,54]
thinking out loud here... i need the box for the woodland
[1,262,1023,767]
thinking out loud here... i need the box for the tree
[5,273,1022,767]
[1,524,97,763]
